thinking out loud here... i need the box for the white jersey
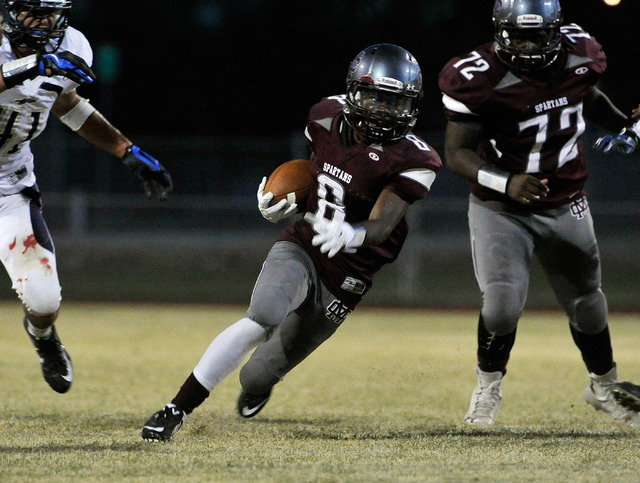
[0,27,93,195]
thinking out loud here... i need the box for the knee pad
[246,292,291,333]
[569,288,608,335]
[2,209,60,316]
[16,262,61,315]
[481,283,524,335]
[8,241,61,315]
[239,355,283,395]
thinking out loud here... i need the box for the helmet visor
[3,1,70,53]
[500,27,555,52]
[350,88,414,119]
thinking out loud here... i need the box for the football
[264,159,312,207]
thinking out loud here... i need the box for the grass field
[1,302,639,482]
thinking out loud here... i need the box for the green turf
[1,303,639,482]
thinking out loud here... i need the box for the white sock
[193,317,267,392]
[26,320,52,339]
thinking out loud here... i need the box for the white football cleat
[464,367,503,425]
[583,367,640,426]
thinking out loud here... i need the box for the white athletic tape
[59,97,96,131]
[477,165,511,194]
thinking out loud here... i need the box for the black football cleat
[141,405,187,442]
[24,318,73,393]
[237,389,272,418]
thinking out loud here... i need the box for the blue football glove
[38,51,96,85]
[122,145,173,200]
[594,126,640,155]
[2,51,96,88]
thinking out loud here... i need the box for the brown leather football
[264,159,312,206]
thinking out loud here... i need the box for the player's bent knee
[481,311,519,335]
[482,286,524,335]
[246,298,290,330]
[17,268,62,316]
[239,357,282,395]
[7,228,61,315]
[570,288,608,334]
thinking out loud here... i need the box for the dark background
[3,0,640,309]
[71,0,640,139]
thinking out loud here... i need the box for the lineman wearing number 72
[438,0,640,426]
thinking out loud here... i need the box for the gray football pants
[469,194,607,336]
[239,241,348,395]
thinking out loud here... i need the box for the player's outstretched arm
[121,146,173,200]
[0,51,95,91]
[52,90,173,200]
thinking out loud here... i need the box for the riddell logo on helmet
[376,77,403,89]
[516,14,543,27]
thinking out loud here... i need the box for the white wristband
[629,120,640,139]
[58,97,96,131]
[477,165,512,194]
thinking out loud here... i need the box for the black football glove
[2,51,96,89]
[122,145,173,200]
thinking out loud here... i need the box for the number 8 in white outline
[314,173,346,223]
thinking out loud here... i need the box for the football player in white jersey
[0,0,172,394]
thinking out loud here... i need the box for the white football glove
[594,122,640,155]
[257,177,298,223]
[303,212,366,258]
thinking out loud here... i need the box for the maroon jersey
[279,95,442,308]
[438,24,606,207]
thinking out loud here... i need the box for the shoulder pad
[561,24,606,74]
[438,43,501,119]
[308,96,344,126]
[59,27,93,67]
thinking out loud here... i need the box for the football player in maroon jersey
[141,43,442,441]
[439,0,640,426]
